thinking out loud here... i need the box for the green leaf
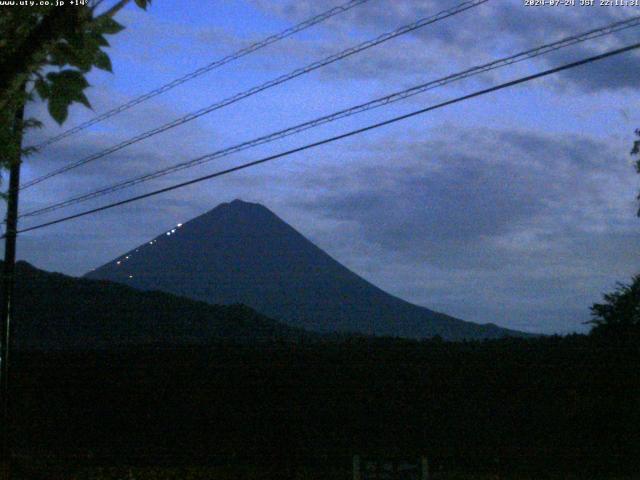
[48,44,70,67]
[77,91,92,109]
[93,50,113,72]
[134,0,151,10]
[65,40,96,72]
[34,78,50,100]
[48,97,69,125]
[47,70,90,92]
[90,32,110,48]
[93,16,125,35]
[49,41,94,72]
[45,70,93,122]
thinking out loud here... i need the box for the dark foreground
[8,333,640,479]
[9,464,640,480]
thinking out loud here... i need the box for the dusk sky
[10,0,640,334]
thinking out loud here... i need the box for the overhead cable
[20,0,489,190]
[20,15,640,219]
[15,41,640,236]
[31,0,373,150]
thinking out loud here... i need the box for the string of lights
[19,15,640,220]
[31,0,373,151]
[14,41,640,236]
[20,0,489,191]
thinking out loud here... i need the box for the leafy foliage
[588,274,640,339]
[0,0,150,179]
[632,129,640,216]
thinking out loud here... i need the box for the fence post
[421,456,429,480]
[353,454,361,480]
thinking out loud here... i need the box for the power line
[31,0,373,151]
[15,41,640,236]
[19,15,640,219]
[20,0,489,191]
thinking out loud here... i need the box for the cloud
[13,118,639,334]
[248,0,640,92]
[286,125,639,333]
[300,127,633,247]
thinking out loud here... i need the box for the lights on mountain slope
[112,222,183,267]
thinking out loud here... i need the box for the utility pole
[0,103,25,480]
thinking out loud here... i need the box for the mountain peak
[201,199,275,221]
[221,198,256,209]
[228,198,252,207]
[85,201,529,340]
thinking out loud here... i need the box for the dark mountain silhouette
[5,260,312,350]
[85,200,528,340]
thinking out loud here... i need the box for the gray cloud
[285,126,639,333]
[300,128,633,249]
[12,120,639,334]
[248,0,640,92]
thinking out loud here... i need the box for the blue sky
[9,0,640,334]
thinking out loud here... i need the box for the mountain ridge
[85,199,530,340]
[5,260,315,350]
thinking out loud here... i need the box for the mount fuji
[85,200,527,340]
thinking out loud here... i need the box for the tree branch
[98,0,131,19]
[0,7,73,108]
